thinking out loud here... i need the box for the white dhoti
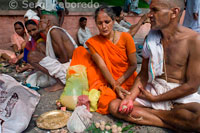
[26,56,70,88]
[26,26,76,88]
[136,78,200,110]
[39,56,70,84]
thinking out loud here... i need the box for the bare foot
[44,82,64,92]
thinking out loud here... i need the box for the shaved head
[153,0,185,11]
[164,0,184,11]
[151,0,185,18]
[41,14,59,26]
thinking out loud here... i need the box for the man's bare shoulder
[180,26,200,46]
[50,28,70,41]
[186,31,200,56]
[191,33,200,43]
[187,31,200,47]
[50,28,62,37]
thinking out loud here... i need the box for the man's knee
[108,99,121,115]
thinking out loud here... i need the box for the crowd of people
[1,0,200,132]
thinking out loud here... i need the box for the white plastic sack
[0,74,40,133]
[67,105,92,133]
[26,71,56,88]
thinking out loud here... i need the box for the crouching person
[28,12,77,91]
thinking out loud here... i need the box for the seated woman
[16,19,45,73]
[11,21,30,64]
[70,5,137,114]
[0,21,29,63]
[12,21,29,53]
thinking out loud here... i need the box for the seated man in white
[77,17,92,49]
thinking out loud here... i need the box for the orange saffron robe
[70,32,137,114]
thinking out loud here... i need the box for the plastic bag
[60,65,89,110]
[88,89,100,112]
[77,95,90,111]
[0,74,40,133]
[26,71,56,88]
[67,105,92,133]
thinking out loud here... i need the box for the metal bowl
[36,110,72,130]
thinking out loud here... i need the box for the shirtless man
[28,14,76,91]
[109,0,200,132]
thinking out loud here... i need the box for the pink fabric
[0,49,16,59]
[11,33,28,51]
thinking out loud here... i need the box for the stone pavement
[23,64,173,133]
[1,63,199,133]
[0,63,174,133]
[23,88,173,133]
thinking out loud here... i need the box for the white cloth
[113,21,129,32]
[142,30,164,83]
[46,26,78,59]
[24,9,40,21]
[77,27,92,48]
[26,71,56,88]
[39,26,77,84]
[67,105,92,133]
[183,0,200,32]
[119,20,131,29]
[39,56,70,84]
[35,0,58,11]
[136,78,200,110]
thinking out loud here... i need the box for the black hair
[14,21,25,29]
[111,6,122,17]
[79,17,87,22]
[94,5,115,21]
[25,19,37,28]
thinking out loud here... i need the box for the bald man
[28,14,77,91]
[109,0,200,132]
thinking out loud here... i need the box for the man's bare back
[50,28,74,63]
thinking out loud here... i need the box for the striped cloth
[142,30,164,83]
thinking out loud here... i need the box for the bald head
[151,0,185,18]
[165,0,184,12]
[41,14,59,26]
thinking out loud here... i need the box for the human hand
[141,14,150,24]
[118,98,134,114]
[16,65,21,73]
[16,64,29,73]
[138,86,157,102]
[16,65,25,73]
[9,57,18,64]
[141,14,148,20]
[193,13,198,20]
[115,85,131,99]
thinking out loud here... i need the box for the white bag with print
[0,74,40,133]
